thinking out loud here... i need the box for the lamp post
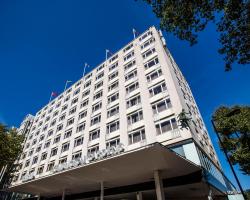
[211,108,246,199]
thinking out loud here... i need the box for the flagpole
[63,80,72,93]
[133,28,136,39]
[83,63,89,77]
[49,92,53,103]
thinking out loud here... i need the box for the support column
[154,170,165,200]
[136,192,143,200]
[62,190,65,200]
[100,181,104,200]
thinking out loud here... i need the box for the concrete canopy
[9,143,202,197]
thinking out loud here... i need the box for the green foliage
[0,123,24,169]
[140,0,249,71]
[213,106,250,174]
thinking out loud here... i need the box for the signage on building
[53,143,125,173]
[21,144,125,182]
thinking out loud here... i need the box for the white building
[8,26,236,200]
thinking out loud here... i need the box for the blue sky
[0,0,249,190]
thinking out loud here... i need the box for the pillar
[136,192,143,200]
[62,190,65,200]
[154,170,165,200]
[100,181,104,200]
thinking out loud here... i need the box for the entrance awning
[9,143,202,197]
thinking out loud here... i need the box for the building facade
[9,27,236,200]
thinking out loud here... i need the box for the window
[107,106,119,118]
[69,106,77,115]
[37,165,44,175]
[126,82,139,94]
[64,129,72,139]
[47,161,55,171]
[155,118,178,135]
[59,113,66,121]
[152,98,172,114]
[45,116,50,122]
[57,124,63,132]
[76,122,85,133]
[44,140,50,148]
[125,69,137,81]
[36,145,42,153]
[127,110,143,125]
[106,120,119,134]
[93,90,103,101]
[124,60,136,71]
[80,99,89,108]
[87,145,99,155]
[25,160,30,167]
[74,88,80,96]
[32,156,38,165]
[142,47,156,59]
[109,54,118,63]
[53,111,59,117]
[75,80,82,87]
[106,137,120,147]
[67,118,74,126]
[84,80,91,88]
[29,149,34,156]
[128,128,146,144]
[32,139,37,146]
[149,82,167,97]
[66,88,72,94]
[41,152,47,161]
[85,72,92,80]
[64,95,70,102]
[109,62,118,71]
[97,64,105,72]
[96,71,104,80]
[72,151,82,160]
[127,95,141,108]
[90,115,101,126]
[61,142,70,153]
[146,68,162,82]
[108,81,119,92]
[139,31,152,41]
[124,51,134,61]
[50,119,56,127]
[144,56,159,70]
[108,71,118,82]
[59,157,67,164]
[54,135,61,144]
[89,129,100,141]
[39,134,45,141]
[107,92,119,104]
[94,81,103,90]
[71,98,78,105]
[48,129,53,136]
[123,43,133,53]
[141,37,155,49]
[82,89,90,98]
[92,102,102,112]
[74,136,84,147]
[62,105,68,112]
[50,148,58,157]
[79,110,87,120]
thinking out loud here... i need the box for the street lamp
[211,108,246,199]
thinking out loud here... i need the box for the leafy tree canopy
[140,0,249,71]
[212,106,250,174]
[0,123,24,169]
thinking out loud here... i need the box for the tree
[0,123,24,188]
[212,106,250,174]
[140,0,249,71]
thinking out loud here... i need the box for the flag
[51,92,57,97]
